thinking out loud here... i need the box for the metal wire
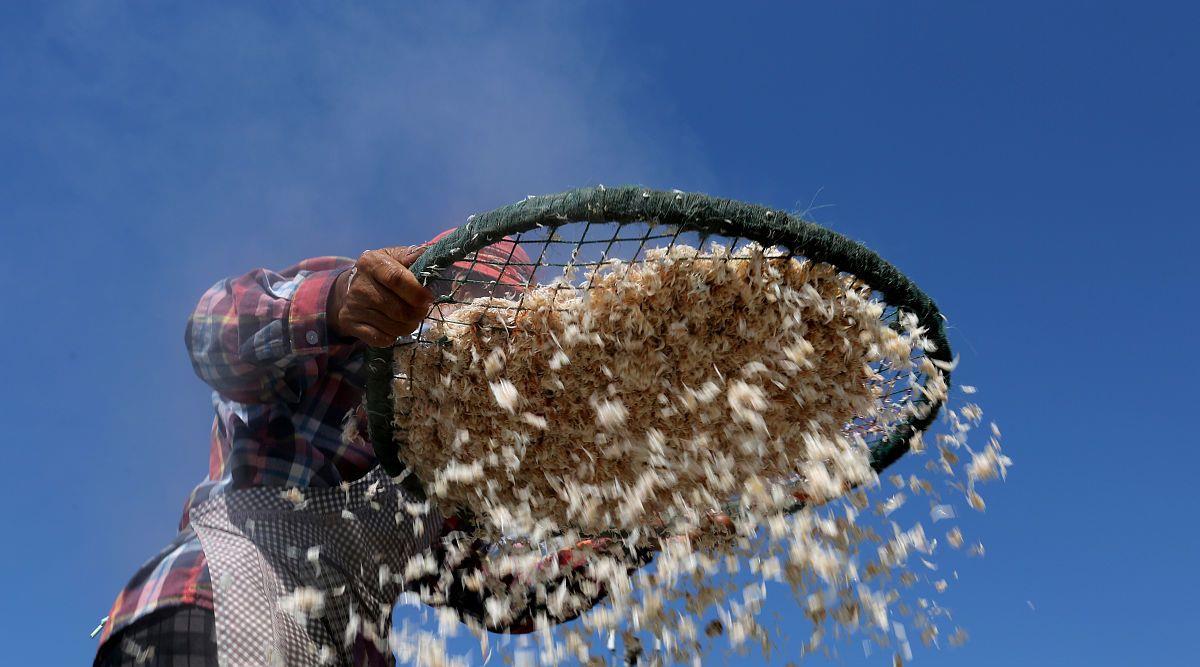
[391,219,930,515]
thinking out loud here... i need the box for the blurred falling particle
[372,238,1010,665]
[930,504,956,522]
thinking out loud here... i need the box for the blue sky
[1,2,1196,664]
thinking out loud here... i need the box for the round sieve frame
[364,185,952,510]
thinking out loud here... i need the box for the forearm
[185,259,355,404]
[326,268,358,342]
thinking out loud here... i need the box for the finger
[555,541,610,569]
[388,244,430,267]
[554,548,582,568]
[668,513,734,545]
[707,513,735,531]
[354,306,424,339]
[361,251,433,309]
[343,320,397,348]
[349,273,430,323]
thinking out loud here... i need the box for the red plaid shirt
[98,231,533,646]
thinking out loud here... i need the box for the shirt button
[306,330,319,345]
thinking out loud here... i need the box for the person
[94,231,647,666]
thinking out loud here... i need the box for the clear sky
[1,2,1196,665]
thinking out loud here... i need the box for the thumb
[384,244,430,268]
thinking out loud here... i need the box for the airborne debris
[395,244,917,535]
[376,242,1007,665]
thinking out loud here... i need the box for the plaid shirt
[99,231,534,647]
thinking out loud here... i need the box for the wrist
[327,268,352,340]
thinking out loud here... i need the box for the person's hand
[329,245,435,347]
[553,538,621,569]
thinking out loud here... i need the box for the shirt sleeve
[184,257,358,404]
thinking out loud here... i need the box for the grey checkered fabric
[190,467,441,666]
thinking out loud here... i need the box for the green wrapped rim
[366,185,952,506]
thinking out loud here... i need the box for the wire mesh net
[372,197,1008,665]
[389,218,934,535]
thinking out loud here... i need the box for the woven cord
[366,186,951,495]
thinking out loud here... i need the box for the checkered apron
[190,468,442,666]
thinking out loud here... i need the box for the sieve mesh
[364,186,950,520]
